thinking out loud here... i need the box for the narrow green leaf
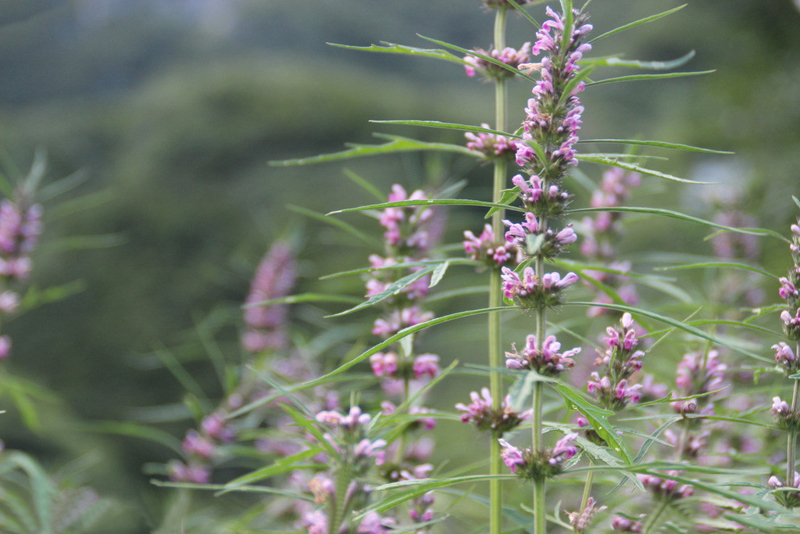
[326,264,437,318]
[425,285,489,303]
[287,205,382,247]
[370,120,520,139]
[328,198,524,216]
[581,50,696,71]
[568,206,790,242]
[228,307,509,419]
[486,187,520,220]
[591,4,687,43]
[588,70,715,86]
[329,41,465,64]
[271,134,476,167]
[221,447,324,491]
[793,195,800,210]
[564,301,771,362]
[579,138,733,154]
[507,0,540,28]
[430,260,450,288]
[416,35,537,82]
[576,155,709,184]
[2,452,53,534]
[281,404,340,460]
[558,66,596,107]
[41,233,126,254]
[319,258,476,280]
[36,169,90,202]
[553,384,633,464]
[655,261,779,280]
[343,169,384,201]
[150,479,314,500]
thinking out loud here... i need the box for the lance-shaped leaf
[416,34,537,82]
[272,134,476,167]
[576,155,710,184]
[588,70,715,86]
[579,138,733,154]
[370,120,521,139]
[581,50,696,71]
[328,198,524,217]
[220,447,325,493]
[655,261,779,280]
[329,41,465,64]
[553,383,633,464]
[325,264,438,318]
[569,206,789,242]
[287,205,382,247]
[591,4,687,43]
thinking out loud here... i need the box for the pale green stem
[787,368,800,497]
[579,463,595,513]
[396,375,411,464]
[488,7,508,534]
[533,477,547,534]
[532,380,545,534]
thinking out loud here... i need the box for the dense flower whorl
[505,334,580,376]
[611,515,644,532]
[465,124,523,160]
[512,174,570,218]
[516,7,592,175]
[498,433,579,481]
[586,313,646,410]
[463,224,520,268]
[768,471,800,508]
[455,387,530,434]
[464,43,532,79]
[773,341,800,375]
[501,266,578,309]
[638,471,694,500]
[771,396,800,430]
[670,349,727,415]
[503,213,577,259]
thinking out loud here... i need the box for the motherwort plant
[145,2,800,533]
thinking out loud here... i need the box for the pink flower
[412,354,440,379]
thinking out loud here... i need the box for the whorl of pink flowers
[463,223,520,268]
[0,196,42,281]
[465,124,523,160]
[516,7,592,173]
[455,387,530,434]
[500,266,578,309]
[505,334,580,376]
[670,350,727,415]
[464,43,532,79]
[567,497,607,533]
[637,471,694,500]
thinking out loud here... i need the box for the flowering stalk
[489,7,509,534]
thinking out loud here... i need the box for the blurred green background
[1,0,799,531]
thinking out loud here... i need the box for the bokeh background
[1,0,799,531]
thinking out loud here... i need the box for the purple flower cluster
[503,212,577,259]
[512,173,570,218]
[768,471,800,508]
[465,124,524,160]
[500,265,578,309]
[463,223,521,268]
[670,349,727,416]
[505,334,580,376]
[498,433,579,480]
[771,396,800,431]
[611,515,644,533]
[379,185,434,255]
[567,497,607,534]
[241,241,296,353]
[773,342,800,376]
[637,472,694,500]
[316,406,388,468]
[464,43,532,80]
[780,218,800,340]
[168,411,237,484]
[586,313,646,410]
[455,387,530,434]
[516,7,592,174]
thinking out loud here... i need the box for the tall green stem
[488,8,508,534]
[641,498,669,534]
[787,362,800,498]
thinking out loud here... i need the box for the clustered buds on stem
[505,334,580,375]
[637,472,694,500]
[465,125,524,161]
[567,497,607,534]
[781,219,800,340]
[455,387,530,434]
[463,223,521,268]
[498,433,578,481]
[586,313,645,410]
[500,266,578,309]
[464,44,532,80]
[670,350,727,416]
[768,471,800,508]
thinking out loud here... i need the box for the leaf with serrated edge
[581,50,695,70]
[327,265,436,318]
[591,4,687,43]
[580,138,732,154]
[588,70,715,86]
